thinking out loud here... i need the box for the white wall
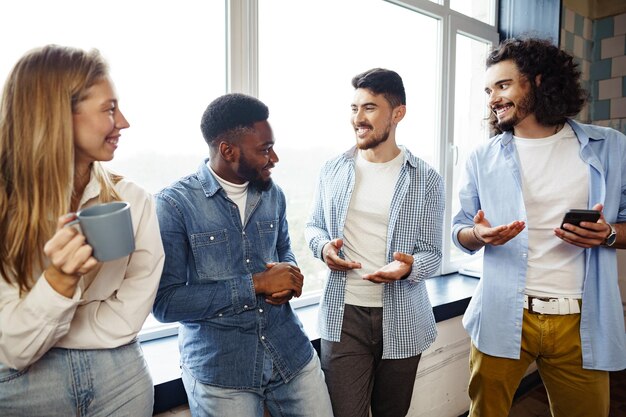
[408,316,471,417]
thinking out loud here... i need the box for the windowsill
[144,272,478,414]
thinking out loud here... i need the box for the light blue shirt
[452,119,626,371]
[306,146,444,359]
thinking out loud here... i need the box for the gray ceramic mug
[71,201,135,262]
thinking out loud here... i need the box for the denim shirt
[153,160,314,388]
[305,146,444,359]
[452,119,626,371]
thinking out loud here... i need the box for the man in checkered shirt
[305,68,445,417]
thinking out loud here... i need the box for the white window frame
[140,0,499,340]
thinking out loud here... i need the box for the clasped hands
[253,262,304,305]
[322,238,413,283]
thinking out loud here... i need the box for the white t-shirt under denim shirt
[343,150,404,307]
[514,123,587,299]
[208,163,249,224]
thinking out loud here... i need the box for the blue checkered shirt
[305,146,444,359]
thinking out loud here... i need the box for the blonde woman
[0,45,164,416]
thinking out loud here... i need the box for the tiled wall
[561,8,626,133]
[561,8,593,122]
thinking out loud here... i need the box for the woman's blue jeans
[0,340,153,417]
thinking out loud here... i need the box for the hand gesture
[362,252,413,284]
[473,210,525,246]
[322,238,361,271]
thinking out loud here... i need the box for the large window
[258,0,440,295]
[445,32,492,273]
[0,0,226,338]
[0,0,498,337]
[0,1,226,193]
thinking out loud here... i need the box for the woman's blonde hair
[0,45,122,292]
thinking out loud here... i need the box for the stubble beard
[355,125,391,150]
[496,90,535,132]
[237,152,273,191]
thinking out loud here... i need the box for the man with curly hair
[452,37,626,416]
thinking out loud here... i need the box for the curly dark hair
[486,37,587,134]
[351,68,406,108]
[200,93,269,147]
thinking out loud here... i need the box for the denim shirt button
[244,305,248,309]
[246,259,250,263]
[242,231,246,235]
[218,313,223,317]
[259,309,263,313]
[210,236,214,241]
[270,223,273,228]
[261,336,266,340]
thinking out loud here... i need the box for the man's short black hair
[200,93,269,147]
[351,68,406,108]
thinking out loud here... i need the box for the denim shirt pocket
[190,229,232,280]
[256,219,279,261]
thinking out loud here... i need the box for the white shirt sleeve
[0,178,165,369]
[0,274,81,370]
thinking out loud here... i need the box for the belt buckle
[527,296,551,314]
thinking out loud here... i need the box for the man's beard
[237,152,273,191]
[356,124,391,150]
[497,90,535,132]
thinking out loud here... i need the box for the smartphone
[560,209,601,228]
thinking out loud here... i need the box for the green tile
[574,13,584,36]
[584,39,593,60]
[565,31,574,53]
[594,39,602,60]
[591,99,610,120]
[591,80,599,101]
[590,59,612,81]
[594,17,614,41]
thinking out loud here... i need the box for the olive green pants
[468,309,609,417]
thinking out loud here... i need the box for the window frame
[140,0,499,341]
[228,0,498,279]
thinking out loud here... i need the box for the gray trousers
[321,304,421,417]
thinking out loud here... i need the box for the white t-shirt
[343,150,404,307]
[208,164,248,224]
[514,123,588,298]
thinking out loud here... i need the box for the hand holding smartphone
[560,209,601,228]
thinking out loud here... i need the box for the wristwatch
[605,223,617,247]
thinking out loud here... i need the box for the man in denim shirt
[153,94,333,417]
[453,38,626,417]
[306,69,444,417]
